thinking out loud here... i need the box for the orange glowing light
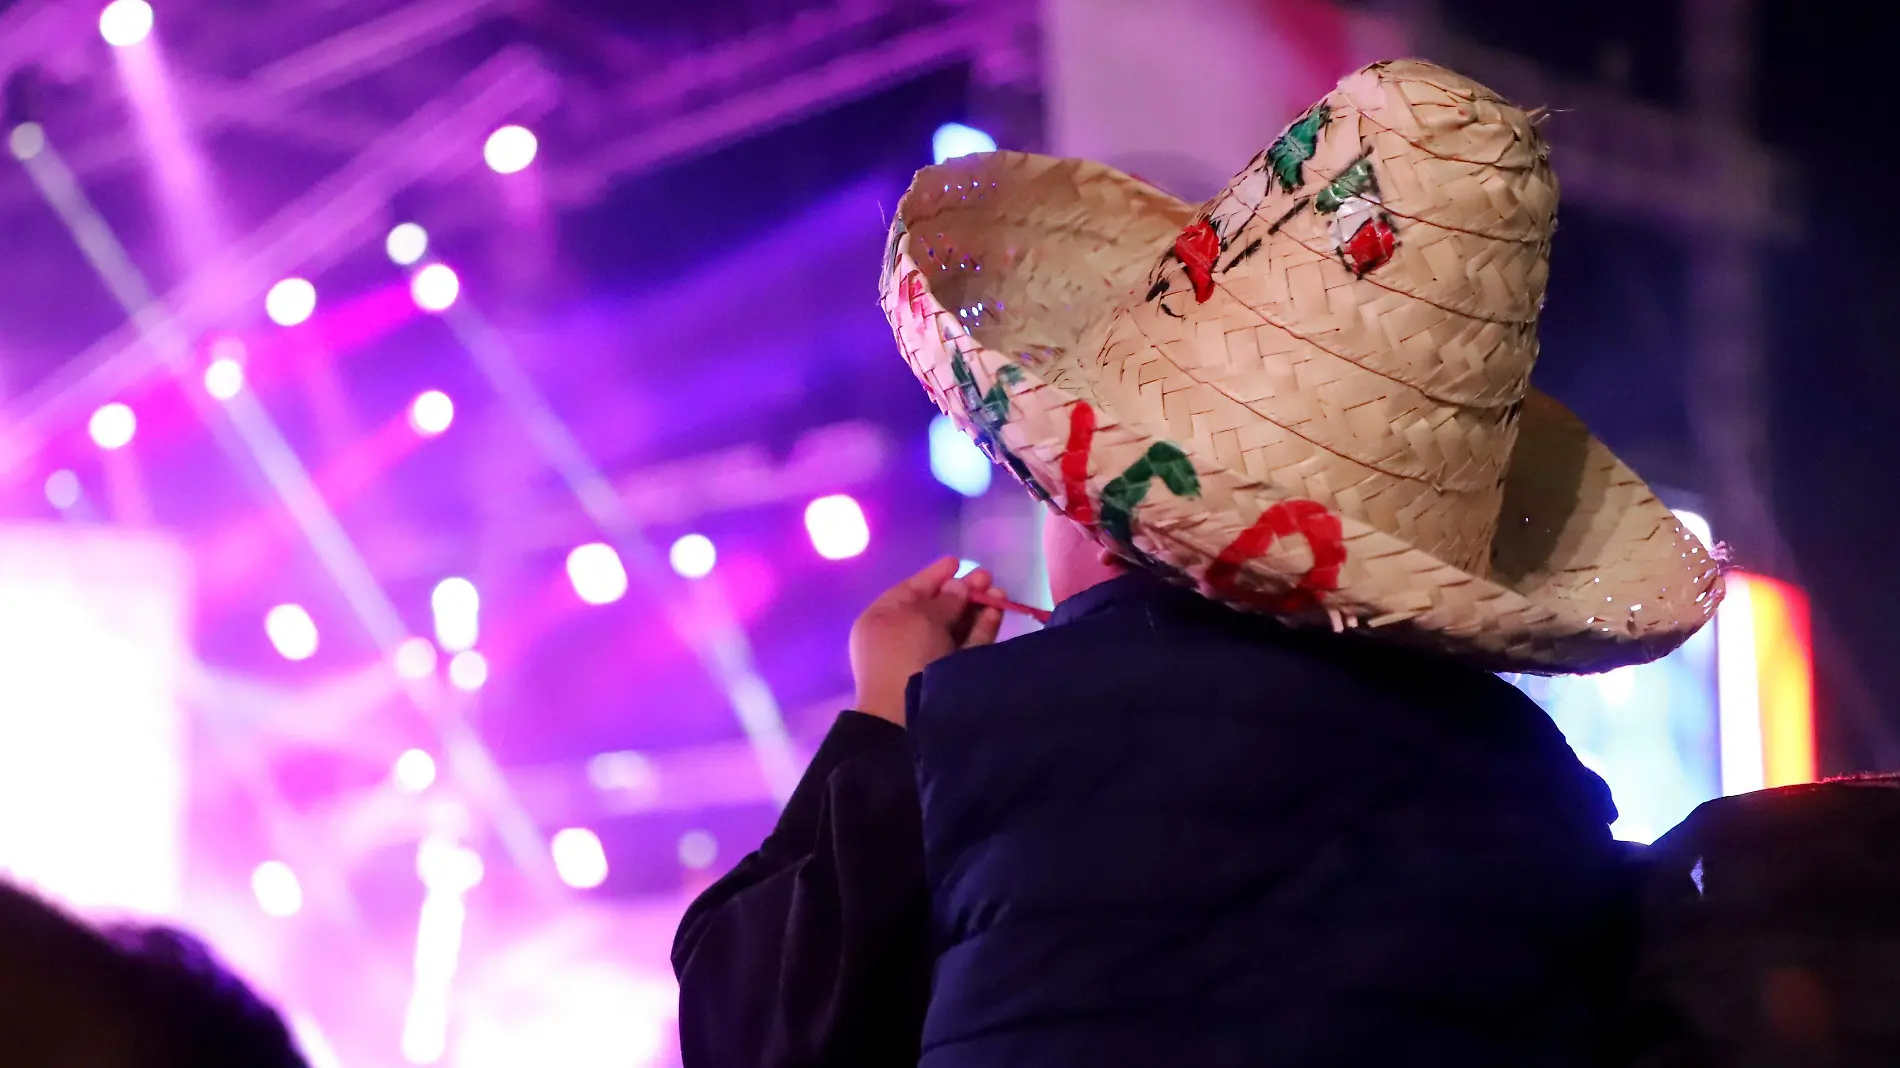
[1741,575,1816,788]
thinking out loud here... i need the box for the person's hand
[849,556,1007,725]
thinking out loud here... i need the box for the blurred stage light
[88,402,136,450]
[265,604,319,661]
[566,543,629,605]
[44,470,81,511]
[406,837,482,1065]
[394,636,439,679]
[930,413,992,497]
[586,750,657,793]
[668,534,717,580]
[387,222,430,266]
[204,357,244,400]
[416,837,484,893]
[431,577,479,652]
[678,829,719,871]
[484,125,538,174]
[410,390,455,436]
[251,860,303,918]
[265,278,317,327]
[932,122,997,163]
[394,748,438,794]
[8,123,45,161]
[550,827,608,889]
[1675,509,1713,551]
[448,650,488,692]
[209,334,247,359]
[411,263,461,313]
[99,0,154,47]
[805,494,870,560]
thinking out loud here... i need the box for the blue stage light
[930,414,993,497]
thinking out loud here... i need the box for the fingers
[906,555,963,591]
[962,590,1005,648]
[878,556,961,605]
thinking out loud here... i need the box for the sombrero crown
[881,59,1722,672]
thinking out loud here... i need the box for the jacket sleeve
[672,710,931,1068]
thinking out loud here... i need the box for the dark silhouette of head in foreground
[0,880,309,1068]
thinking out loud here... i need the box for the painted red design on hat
[1342,218,1397,276]
[1174,220,1221,303]
[1205,499,1346,612]
[903,272,930,320]
[1061,402,1098,524]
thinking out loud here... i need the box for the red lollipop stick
[966,588,1051,624]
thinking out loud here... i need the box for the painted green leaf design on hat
[949,348,1042,496]
[1314,155,1376,214]
[1099,442,1201,546]
[1266,103,1331,193]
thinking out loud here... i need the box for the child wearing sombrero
[675,60,1723,1067]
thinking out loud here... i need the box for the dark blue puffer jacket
[907,573,1634,1068]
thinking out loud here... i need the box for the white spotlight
[550,827,608,889]
[88,403,136,451]
[394,749,437,794]
[99,0,154,47]
[431,577,478,652]
[265,278,317,327]
[7,123,45,161]
[44,470,81,511]
[566,543,629,606]
[394,636,439,680]
[410,390,454,436]
[483,125,538,174]
[386,222,430,266]
[251,860,303,918]
[265,604,319,661]
[932,122,997,163]
[204,357,244,400]
[410,264,460,313]
[805,494,870,560]
[930,413,993,497]
[678,829,719,871]
[1675,509,1714,552]
[668,533,717,580]
[447,650,488,692]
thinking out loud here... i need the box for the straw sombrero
[880,59,1723,673]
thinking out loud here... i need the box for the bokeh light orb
[932,122,997,164]
[265,277,317,327]
[417,838,484,892]
[410,263,460,313]
[204,357,244,400]
[566,543,629,605]
[99,0,154,47]
[483,125,538,174]
[448,650,488,692]
[551,827,608,890]
[44,469,81,511]
[409,390,454,436]
[386,222,429,266]
[394,748,438,793]
[265,604,319,661]
[88,402,136,450]
[667,533,717,580]
[251,860,302,918]
[805,494,870,560]
[394,636,439,679]
[7,122,45,162]
[678,829,719,871]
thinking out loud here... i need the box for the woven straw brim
[883,151,1722,673]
